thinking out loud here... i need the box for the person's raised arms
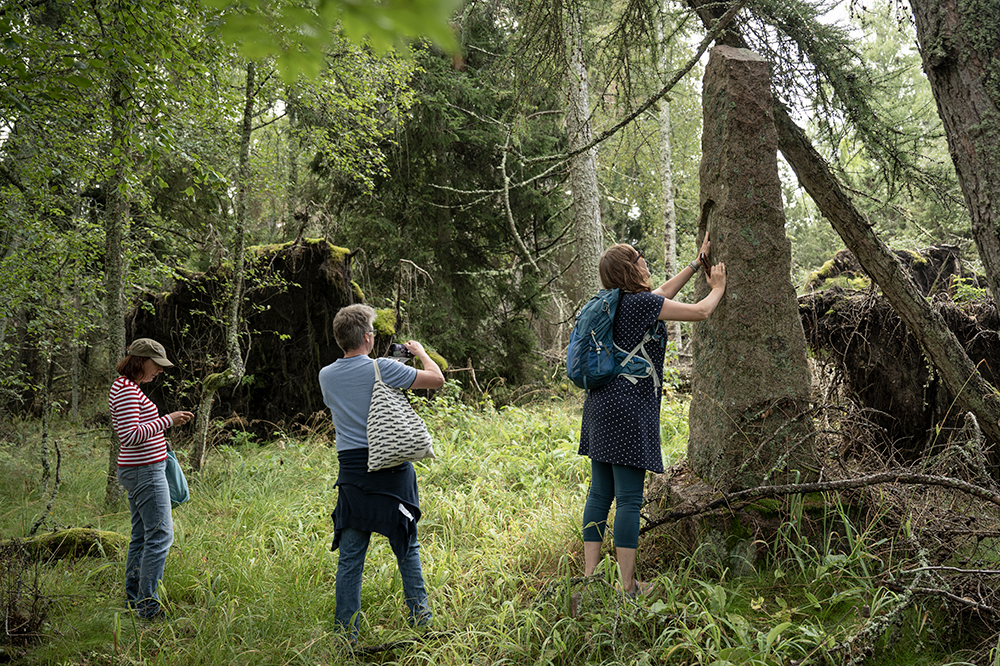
[657,262,727,322]
[653,233,713,300]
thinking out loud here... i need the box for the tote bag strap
[371,356,382,383]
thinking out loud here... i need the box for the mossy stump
[4,528,128,560]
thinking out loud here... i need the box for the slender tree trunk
[103,55,131,509]
[30,350,60,536]
[909,0,1000,303]
[191,62,252,471]
[657,1,682,348]
[71,320,80,424]
[286,90,298,213]
[563,1,603,302]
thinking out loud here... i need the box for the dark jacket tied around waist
[332,448,421,559]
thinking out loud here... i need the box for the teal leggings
[582,460,646,550]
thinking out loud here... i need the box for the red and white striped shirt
[109,376,173,467]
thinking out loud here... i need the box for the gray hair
[333,304,376,352]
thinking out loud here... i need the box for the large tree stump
[687,46,815,491]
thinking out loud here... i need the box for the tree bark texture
[910,0,1000,304]
[563,1,603,302]
[687,46,814,492]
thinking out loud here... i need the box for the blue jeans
[335,528,431,637]
[582,460,646,549]
[117,461,174,619]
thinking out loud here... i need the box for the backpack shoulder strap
[615,327,660,387]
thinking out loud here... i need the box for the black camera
[387,342,414,359]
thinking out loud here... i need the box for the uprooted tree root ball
[127,238,363,440]
[797,282,999,461]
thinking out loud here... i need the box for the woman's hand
[698,233,711,260]
[169,411,194,427]
[706,262,726,291]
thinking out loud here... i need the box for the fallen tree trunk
[642,468,1000,535]
[773,103,1000,451]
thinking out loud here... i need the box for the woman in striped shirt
[110,338,193,620]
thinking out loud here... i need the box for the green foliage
[321,8,568,389]
[951,276,990,303]
[591,11,706,272]
[203,0,460,81]
[811,0,970,250]
[0,395,990,665]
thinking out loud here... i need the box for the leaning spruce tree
[687,46,815,492]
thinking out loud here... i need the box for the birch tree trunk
[190,62,252,471]
[563,1,603,302]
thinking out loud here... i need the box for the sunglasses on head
[633,249,644,263]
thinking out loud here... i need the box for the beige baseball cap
[127,338,175,367]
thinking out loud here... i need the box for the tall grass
[0,389,981,665]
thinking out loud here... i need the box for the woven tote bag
[366,357,435,472]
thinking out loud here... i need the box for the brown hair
[333,304,376,352]
[116,355,147,382]
[598,244,652,293]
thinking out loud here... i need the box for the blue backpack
[565,288,663,391]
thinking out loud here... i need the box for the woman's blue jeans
[335,528,431,637]
[582,460,646,549]
[117,461,174,619]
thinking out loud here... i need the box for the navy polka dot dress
[579,291,667,473]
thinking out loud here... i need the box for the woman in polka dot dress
[579,238,727,595]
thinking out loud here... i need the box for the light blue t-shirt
[318,355,418,452]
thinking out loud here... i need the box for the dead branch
[883,581,997,615]
[28,441,61,538]
[902,566,1000,576]
[640,471,1000,535]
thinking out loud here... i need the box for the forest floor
[0,386,996,665]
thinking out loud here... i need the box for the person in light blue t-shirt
[318,304,444,641]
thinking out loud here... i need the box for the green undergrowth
[0,389,990,665]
